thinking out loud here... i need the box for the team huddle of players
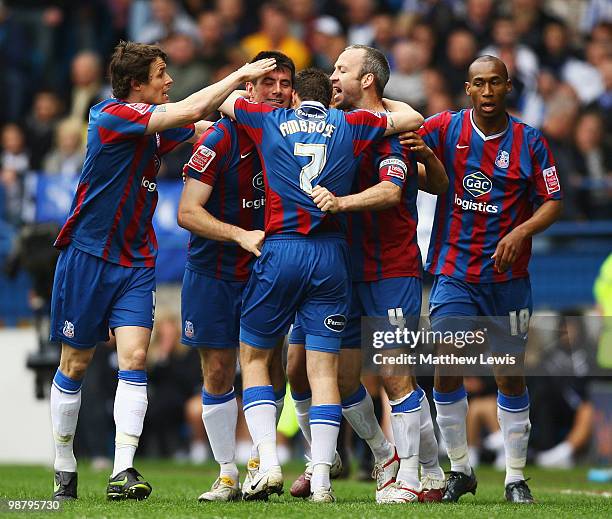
[48,40,562,505]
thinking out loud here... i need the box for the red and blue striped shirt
[55,99,194,267]
[419,109,562,283]
[233,98,388,237]
[182,117,264,282]
[348,135,421,282]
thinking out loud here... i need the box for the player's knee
[123,347,147,370]
[62,358,89,380]
[60,347,93,380]
[204,367,233,394]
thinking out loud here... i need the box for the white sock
[275,389,285,427]
[50,370,82,472]
[292,390,312,448]
[250,444,259,461]
[418,389,443,477]
[202,388,238,479]
[310,404,341,491]
[468,446,481,468]
[434,387,470,475]
[113,372,148,477]
[243,386,278,471]
[390,391,421,488]
[342,385,392,463]
[497,390,531,485]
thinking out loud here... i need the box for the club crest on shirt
[463,171,492,198]
[184,320,194,339]
[253,171,264,192]
[495,149,510,169]
[188,145,216,173]
[62,320,75,338]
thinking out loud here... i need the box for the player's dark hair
[251,50,296,85]
[109,41,168,100]
[294,68,333,107]
[345,44,390,98]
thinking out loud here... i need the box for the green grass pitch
[0,461,610,518]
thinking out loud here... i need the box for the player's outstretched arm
[178,177,265,257]
[492,199,563,273]
[146,60,275,135]
[383,108,424,136]
[400,131,449,195]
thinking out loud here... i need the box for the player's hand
[235,229,265,257]
[492,228,528,273]
[399,131,433,161]
[236,58,277,82]
[311,185,341,213]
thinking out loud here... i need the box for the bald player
[406,55,563,504]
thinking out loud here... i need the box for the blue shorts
[181,268,245,348]
[50,245,156,349]
[290,276,422,349]
[429,274,533,352]
[240,235,350,354]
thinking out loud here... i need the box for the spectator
[311,16,346,73]
[344,0,376,46]
[540,21,577,74]
[67,51,106,123]
[592,58,612,133]
[196,10,230,71]
[511,0,563,53]
[521,69,561,128]
[136,0,199,45]
[384,40,429,111]
[541,97,581,219]
[286,0,318,48]
[439,29,477,104]
[241,2,311,71]
[215,0,255,44]
[572,111,612,219]
[42,118,85,177]
[370,12,397,63]
[163,33,211,102]
[481,16,539,93]
[0,123,30,225]
[0,1,31,126]
[460,0,496,48]
[22,90,63,171]
[581,0,612,34]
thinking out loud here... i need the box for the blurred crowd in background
[1,0,612,229]
[1,0,611,472]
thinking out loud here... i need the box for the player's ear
[131,78,143,92]
[361,72,374,90]
[506,77,513,94]
[245,81,255,98]
[464,81,471,96]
